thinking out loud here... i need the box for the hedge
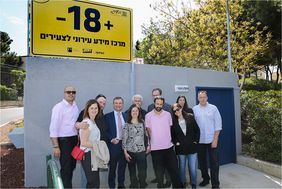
[0,85,17,100]
[241,90,281,164]
[242,77,281,91]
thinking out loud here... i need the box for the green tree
[241,0,281,82]
[10,69,25,97]
[0,31,24,98]
[137,0,272,89]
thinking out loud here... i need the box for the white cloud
[8,16,24,25]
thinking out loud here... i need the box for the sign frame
[29,0,133,61]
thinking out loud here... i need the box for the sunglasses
[65,91,76,94]
[173,108,181,113]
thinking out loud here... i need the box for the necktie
[117,112,122,139]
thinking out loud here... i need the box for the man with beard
[145,96,182,188]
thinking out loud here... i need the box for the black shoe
[164,181,171,188]
[192,184,196,189]
[118,185,126,189]
[151,178,158,183]
[212,186,220,189]
[199,180,209,186]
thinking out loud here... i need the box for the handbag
[71,136,86,161]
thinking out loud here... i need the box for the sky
[0,0,196,56]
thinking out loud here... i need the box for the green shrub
[241,77,281,91]
[0,85,17,100]
[241,90,281,164]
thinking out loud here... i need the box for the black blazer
[172,115,200,155]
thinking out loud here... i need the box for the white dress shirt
[49,99,79,137]
[193,102,222,144]
[114,110,125,139]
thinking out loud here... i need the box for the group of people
[49,86,222,189]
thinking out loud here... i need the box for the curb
[237,155,281,179]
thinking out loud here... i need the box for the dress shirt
[49,99,79,137]
[145,110,173,150]
[114,110,125,139]
[192,103,222,144]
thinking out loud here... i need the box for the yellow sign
[30,0,132,61]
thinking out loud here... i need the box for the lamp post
[226,0,232,72]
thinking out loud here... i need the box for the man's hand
[111,138,119,144]
[53,147,61,159]
[76,122,89,130]
[146,146,151,154]
[211,139,218,148]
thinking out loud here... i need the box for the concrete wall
[24,57,241,187]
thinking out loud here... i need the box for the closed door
[196,87,236,165]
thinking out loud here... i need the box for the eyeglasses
[173,108,181,113]
[65,91,76,94]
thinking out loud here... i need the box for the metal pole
[226,0,232,72]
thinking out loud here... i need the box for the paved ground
[0,107,24,126]
[77,155,282,188]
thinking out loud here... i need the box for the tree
[136,0,272,89]
[0,31,24,98]
[241,0,281,82]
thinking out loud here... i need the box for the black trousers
[127,151,147,188]
[81,151,100,188]
[198,143,220,187]
[151,147,182,188]
[58,136,77,188]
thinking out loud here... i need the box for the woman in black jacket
[171,103,200,189]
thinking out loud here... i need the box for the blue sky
[0,0,196,56]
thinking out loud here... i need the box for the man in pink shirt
[145,96,182,188]
[49,86,79,188]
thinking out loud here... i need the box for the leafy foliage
[241,90,281,164]
[0,31,24,97]
[0,85,17,100]
[136,0,280,88]
[241,77,281,91]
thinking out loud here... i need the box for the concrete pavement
[0,107,24,126]
[95,155,281,188]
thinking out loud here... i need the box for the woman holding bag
[79,99,101,188]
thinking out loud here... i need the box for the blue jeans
[178,153,198,185]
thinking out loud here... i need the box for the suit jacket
[104,111,126,144]
[171,115,200,155]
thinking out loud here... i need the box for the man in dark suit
[105,96,127,189]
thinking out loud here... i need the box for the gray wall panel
[24,57,241,187]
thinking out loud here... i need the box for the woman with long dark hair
[176,95,193,114]
[122,104,149,188]
[79,99,102,188]
[171,103,200,189]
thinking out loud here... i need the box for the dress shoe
[164,181,171,188]
[118,185,126,189]
[212,186,220,189]
[151,178,158,183]
[199,180,209,186]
